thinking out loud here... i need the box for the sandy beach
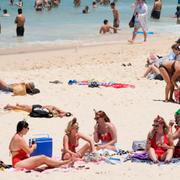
[0,33,180,180]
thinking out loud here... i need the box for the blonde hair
[65,117,78,135]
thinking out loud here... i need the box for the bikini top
[150,133,169,149]
[98,132,112,142]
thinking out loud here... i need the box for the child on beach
[99,19,120,34]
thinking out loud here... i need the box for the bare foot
[128,40,134,44]
[168,98,175,103]
[4,104,11,110]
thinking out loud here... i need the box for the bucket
[29,134,53,157]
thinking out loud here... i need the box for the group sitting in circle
[5,109,180,170]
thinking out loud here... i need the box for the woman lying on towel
[93,110,117,151]
[146,115,174,163]
[169,109,180,158]
[62,118,96,160]
[9,120,72,170]
[4,104,72,118]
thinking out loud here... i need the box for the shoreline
[0,32,177,56]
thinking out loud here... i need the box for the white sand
[0,34,179,179]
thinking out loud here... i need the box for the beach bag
[174,89,180,104]
[12,83,27,96]
[29,105,53,118]
[129,15,135,28]
[132,140,146,151]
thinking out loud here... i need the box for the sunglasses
[152,124,159,127]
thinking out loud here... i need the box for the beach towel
[68,80,135,89]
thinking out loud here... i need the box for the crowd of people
[0,109,179,170]
[0,0,180,172]
[0,0,179,39]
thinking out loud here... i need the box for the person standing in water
[14,8,25,37]
[110,2,120,33]
[151,0,162,20]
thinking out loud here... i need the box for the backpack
[29,105,53,118]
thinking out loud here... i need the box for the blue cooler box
[29,134,53,157]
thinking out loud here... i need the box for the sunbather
[62,118,95,160]
[0,80,39,95]
[93,110,117,151]
[146,115,174,163]
[9,120,72,170]
[169,109,180,158]
[4,104,72,118]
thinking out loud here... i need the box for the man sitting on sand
[4,104,72,118]
[99,19,120,34]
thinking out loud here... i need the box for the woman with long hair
[9,120,72,170]
[146,115,174,163]
[93,110,117,151]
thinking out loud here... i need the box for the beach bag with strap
[132,140,146,151]
[129,15,135,28]
[29,105,53,118]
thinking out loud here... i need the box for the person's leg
[143,66,153,78]
[160,149,174,163]
[4,104,32,112]
[159,67,171,102]
[143,30,147,42]
[128,27,139,43]
[151,65,160,74]
[0,80,8,90]
[147,148,159,163]
[77,143,91,157]
[15,155,71,170]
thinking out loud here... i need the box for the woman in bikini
[93,110,117,151]
[146,115,174,163]
[4,104,72,118]
[9,120,72,170]
[62,118,95,160]
[159,59,180,102]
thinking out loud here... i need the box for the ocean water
[0,0,179,48]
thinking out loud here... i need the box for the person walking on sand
[15,8,25,37]
[110,2,120,33]
[128,0,148,43]
[151,0,162,20]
